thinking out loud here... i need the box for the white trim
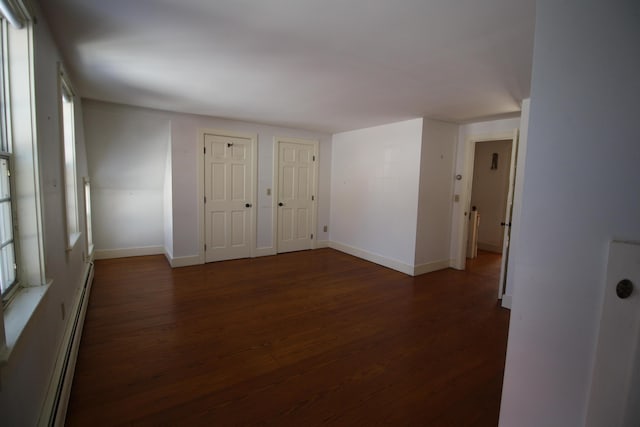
[164,246,173,262]
[503,99,531,304]
[38,262,94,426]
[329,241,414,276]
[166,254,200,268]
[7,21,46,287]
[58,64,81,251]
[316,240,330,249]
[501,294,512,309]
[497,129,520,299]
[198,128,258,264]
[273,136,319,253]
[255,247,277,257]
[413,259,451,276]
[94,246,164,260]
[82,177,94,262]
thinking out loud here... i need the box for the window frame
[0,19,18,302]
[58,65,81,250]
[0,154,18,300]
[0,9,50,363]
[82,176,94,261]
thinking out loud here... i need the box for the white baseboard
[501,294,512,309]
[449,259,465,271]
[39,262,94,426]
[255,247,277,257]
[413,259,451,276]
[94,246,165,260]
[316,240,330,249]
[164,247,173,262]
[167,254,202,268]
[328,241,414,276]
[478,243,503,254]
[165,247,278,267]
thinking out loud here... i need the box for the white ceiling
[39,0,535,133]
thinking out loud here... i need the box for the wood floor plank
[66,249,509,426]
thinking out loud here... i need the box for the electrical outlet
[61,302,66,320]
[323,225,328,233]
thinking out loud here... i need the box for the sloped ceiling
[39,0,535,132]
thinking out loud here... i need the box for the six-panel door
[204,134,253,262]
[277,141,315,253]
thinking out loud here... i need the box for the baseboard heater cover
[39,262,94,427]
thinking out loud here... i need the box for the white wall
[499,0,640,425]
[169,112,332,260]
[82,100,332,261]
[330,119,423,273]
[0,6,92,425]
[450,117,520,268]
[414,119,458,270]
[470,139,512,253]
[83,101,170,254]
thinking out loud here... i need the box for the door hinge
[311,195,315,201]
[204,196,207,204]
[203,146,206,154]
[204,244,207,251]
[310,234,314,239]
[312,155,316,161]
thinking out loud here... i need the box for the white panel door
[204,134,253,262]
[277,141,315,253]
[586,241,640,426]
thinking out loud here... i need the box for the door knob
[245,203,252,208]
[278,202,284,207]
[616,279,634,299]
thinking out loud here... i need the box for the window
[0,21,16,298]
[83,177,94,259]
[60,69,80,249]
[0,2,49,361]
[0,158,16,296]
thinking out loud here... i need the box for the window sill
[0,282,51,366]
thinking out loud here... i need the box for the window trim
[83,176,94,261]
[58,64,81,250]
[0,11,49,364]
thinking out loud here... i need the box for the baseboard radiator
[39,261,95,427]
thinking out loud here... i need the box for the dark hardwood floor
[66,249,510,426]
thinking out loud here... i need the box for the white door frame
[454,130,518,275]
[497,132,519,299]
[272,136,319,253]
[197,129,258,264]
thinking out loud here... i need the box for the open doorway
[467,139,513,256]
[463,133,519,303]
[466,139,513,298]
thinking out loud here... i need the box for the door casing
[454,129,519,299]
